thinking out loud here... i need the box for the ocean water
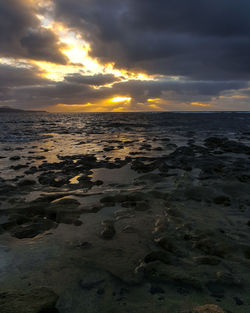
[0,111,250,143]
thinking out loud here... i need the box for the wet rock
[216,271,242,286]
[193,256,221,266]
[9,156,21,161]
[193,238,230,258]
[213,195,231,206]
[96,288,105,295]
[94,180,103,186]
[38,173,55,185]
[204,137,250,154]
[0,287,59,313]
[103,146,115,152]
[18,179,36,187]
[79,279,105,290]
[122,225,136,233]
[192,304,225,313]
[144,250,172,264]
[153,216,176,235]
[136,261,202,290]
[100,220,116,239]
[76,241,92,249]
[73,220,83,226]
[206,281,225,298]
[149,285,165,294]
[204,137,228,149]
[165,207,184,218]
[233,296,244,305]
[137,173,163,183]
[131,160,155,173]
[154,236,176,254]
[153,147,163,151]
[100,196,116,206]
[38,173,68,187]
[24,166,38,175]
[242,245,250,259]
[10,218,57,239]
[11,164,29,170]
[114,208,135,221]
[7,214,31,226]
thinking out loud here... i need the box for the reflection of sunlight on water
[69,174,81,184]
[39,133,103,163]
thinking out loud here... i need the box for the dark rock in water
[18,179,36,187]
[131,159,156,173]
[38,173,68,187]
[204,137,228,149]
[10,218,57,239]
[154,236,176,254]
[233,296,244,305]
[213,195,231,206]
[7,214,31,226]
[100,220,116,239]
[42,198,81,224]
[79,279,105,290]
[192,304,225,313]
[73,220,82,226]
[11,164,29,170]
[204,136,250,154]
[0,287,59,313]
[149,285,165,295]
[24,166,38,175]
[103,146,115,152]
[135,260,202,290]
[241,245,250,259]
[122,225,136,233]
[96,288,105,295]
[144,250,171,264]
[76,241,92,249]
[193,256,221,265]
[94,180,103,186]
[216,271,242,287]
[9,156,21,161]
[153,147,163,151]
[193,238,230,258]
[206,282,225,298]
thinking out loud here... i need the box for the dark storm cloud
[55,0,250,80]
[0,63,51,102]
[4,74,247,108]
[65,73,120,86]
[0,64,50,88]
[0,0,67,64]
[110,79,248,104]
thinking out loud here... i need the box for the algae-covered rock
[100,220,116,239]
[192,304,224,313]
[0,287,58,313]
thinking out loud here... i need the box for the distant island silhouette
[0,106,47,113]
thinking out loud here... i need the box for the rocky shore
[0,112,250,312]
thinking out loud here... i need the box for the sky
[0,0,250,112]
